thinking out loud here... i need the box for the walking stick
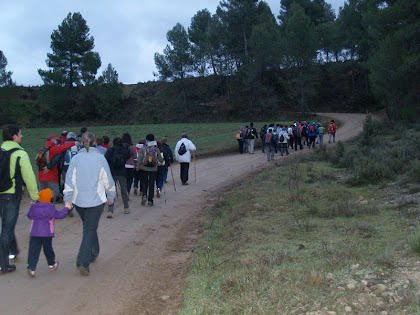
[193,151,197,182]
[169,165,176,191]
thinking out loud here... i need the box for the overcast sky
[0,0,345,86]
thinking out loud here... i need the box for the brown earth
[0,113,366,314]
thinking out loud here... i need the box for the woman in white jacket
[174,133,196,185]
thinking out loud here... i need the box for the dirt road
[0,113,366,314]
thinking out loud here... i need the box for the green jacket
[318,126,325,134]
[1,141,39,200]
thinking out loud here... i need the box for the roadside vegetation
[179,115,420,314]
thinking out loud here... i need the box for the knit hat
[38,188,54,204]
[47,134,57,141]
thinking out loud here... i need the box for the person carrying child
[26,188,71,277]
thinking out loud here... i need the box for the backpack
[35,144,54,171]
[264,133,273,144]
[294,126,301,137]
[246,128,253,138]
[309,125,315,133]
[260,127,265,138]
[301,126,308,136]
[63,144,80,167]
[0,148,21,192]
[279,134,285,143]
[111,147,126,169]
[178,142,187,155]
[142,146,158,167]
[328,123,335,132]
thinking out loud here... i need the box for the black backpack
[0,148,21,192]
[111,147,126,169]
[178,142,187,155]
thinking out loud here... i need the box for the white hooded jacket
[174,138,196,163]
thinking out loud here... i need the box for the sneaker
[27,269,36,278]
[68,209,74,217]
[182,182,189,185]
[124,208,130,214]
[141,196,147,205]
[156,188,161,198]
[8,253,17,262]
[164,180,168,183]
[78,265,90,276]
[107,212,113,218]
[133,188,138,195]
[0,264,16,275]
[49,261,59,271]
[148,200,154,206]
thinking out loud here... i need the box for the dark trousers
[237,140,244,154]
[141,170,156,201]
[75,204,104,269]
[309,136,316,148]
[295,136,303,150]
[0,194,21,267]
[156,166,164,190]
[125,168,134,193]
[180,163,190,184]
[27,237,55,270]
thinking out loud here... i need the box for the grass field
[178,119,420,314]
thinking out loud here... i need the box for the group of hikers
[236,120,337,160]
[0,124,196,277]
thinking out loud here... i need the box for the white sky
[0,0,345,86]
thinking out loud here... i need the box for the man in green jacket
[0,124,39,274]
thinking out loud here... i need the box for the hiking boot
[182,182,189,185]
[27,269,36,278]
[78,265,90,276]
[0,264,16,275]
[107,212,113,218]
[148,200,154,207]
[124,208,130,214]
[68,209,74,217]
[156,188,161,198]
[141,196,147,205]
[49,261,59,271]
[133,187,138,195]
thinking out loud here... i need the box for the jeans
[279,143,289,156]
[0,194,21,267]
[329,133,336,143]
[309,136,316,148]
[27,237,55,270]
[141,170,156,201]
[108,175,129,213]
[294,136,303,150]
[265,145,275,160]
[237,140,244,154]
[75,204,104,269]
[156,167,164,190]
[163,166,169,182]
[180,163,190,184]
[125,168,134,193]
[319,133,324,145]
[248,139,255,154]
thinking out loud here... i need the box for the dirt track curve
[0,113,366,314]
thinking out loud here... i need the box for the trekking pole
[170,165,176,191]
[193,151,197,182]
[163,181,167,204]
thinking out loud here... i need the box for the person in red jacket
[38,134,77,202]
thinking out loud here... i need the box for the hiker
[287,124,295,149]
[328,120,337,143]
[301,122,309,147]
[174,132,197,185]
[243,126,249,153]
[63,132,116,276]
[264,128,277,161]
[102,135,111,149]
[260,125,267,153]
[0,124,39,274]
[26,188,71,278]
[122,133,137,195]
[37,134,76,203]
[278,125,290,156]
[245,122,258,154]
[161,137,174,184]
[308,122,319,148]
[236,126,245,154]
[133,139,145,196]
[95,137,107,155]
[155,141,168,198]
[77,127,87,142]
[317,123,325,145]
[60,131,80,217]
[293,122,303,150]
[105,137,130,217]
[58,131,68,145]
[137,134,163,206]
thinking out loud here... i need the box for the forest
[0,0,418,126]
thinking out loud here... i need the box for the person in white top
[174,133,197,185]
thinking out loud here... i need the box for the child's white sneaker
[49,260,59,271]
